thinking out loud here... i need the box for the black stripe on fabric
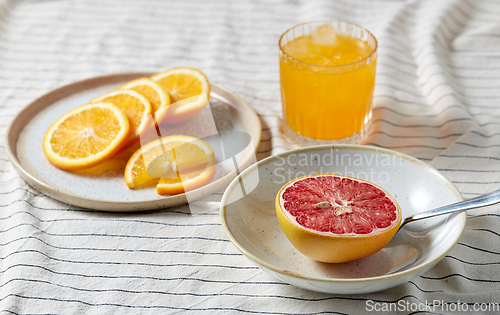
[0,236,239,256]
[0,177,23,184]
[470,130,500,138]
[228,90,280,103]
[467,228,500,238]
[439,154,500,162]
[0,188,37,196]
[420,274,500,283]
[0,262,452,307]
[0,47,494,97]
[259,110,476,132]
[378,68,500,92]
[2,53,500,87]
[0,277,357,303]
[373,104,465,118]
[454,180,500,184]
[367,143,446,150]
[445,255,500,266]
[412,130,500,139]
[370,130,463,139]
[455,142,500,149]
[0,12,500,67]
[0,223,230,242]
[378,72,500,92]
[4,311,58,315]
[377,20,494,64]
[0,74,499,117]
[373,89,448,109]
[0,199,100,212]
[0,215,222,229]
[0,213,222,227]
[0,75,486,117]
[0,198,218,215]
[408,281,443,293]
[0,0,496,43]
[263,101,500,121]
[0,0,422,31]
[12,0,499,19]
[0,249,255,269]
[0,294,349,314]
[0,270,442,310]
[403,16,498,60]
[385,45,500,73]
[3,49,500,93]
[472,113,500,120]
[371,117,472,128]
[458,242,500,255]
[0,263,288,285]
[166,209,219,216]
[467,213,500,219]
[0,11,292,37]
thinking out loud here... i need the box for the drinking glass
[279,21,378,146]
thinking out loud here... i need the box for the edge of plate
[5,73,261,212]
[220,144,466,285]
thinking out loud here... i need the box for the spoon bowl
[398,188,500,232]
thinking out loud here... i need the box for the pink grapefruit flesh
[275,174,401,263]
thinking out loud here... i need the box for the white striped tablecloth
[1,0,500,313]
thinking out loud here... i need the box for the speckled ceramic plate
[220,145,466,294]
[6,73,261,211]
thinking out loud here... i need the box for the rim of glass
[279,20,378,69]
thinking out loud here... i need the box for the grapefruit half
[275,174,401,263]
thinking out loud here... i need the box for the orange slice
[124,135,216,195]
[119,78,170,113]
[151,67,210,125]
[43,102,130,171]
[92,90,152,149]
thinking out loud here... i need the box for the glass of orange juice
[279,21,378,146]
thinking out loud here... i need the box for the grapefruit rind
[275,174,401,263]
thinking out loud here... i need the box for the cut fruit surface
[151,67,210,125]
[276,174,401,263]
[124,135,216,195]
[43,102,130,171]
[92,89,152,148]
[119,78,171,113]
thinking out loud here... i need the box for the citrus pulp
[124,135,216,195]
[43,102,130,171]
[151,67,210,125]
[91,89,152,149]
[119,77,171,113]
[275,174,401,263]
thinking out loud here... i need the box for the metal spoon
[398,188,500,232]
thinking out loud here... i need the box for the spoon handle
[399,188,500,230]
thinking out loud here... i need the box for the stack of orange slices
[43,67,215,195]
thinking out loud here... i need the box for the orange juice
[279,22,377,144]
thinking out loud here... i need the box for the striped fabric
[1,0,500,313]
